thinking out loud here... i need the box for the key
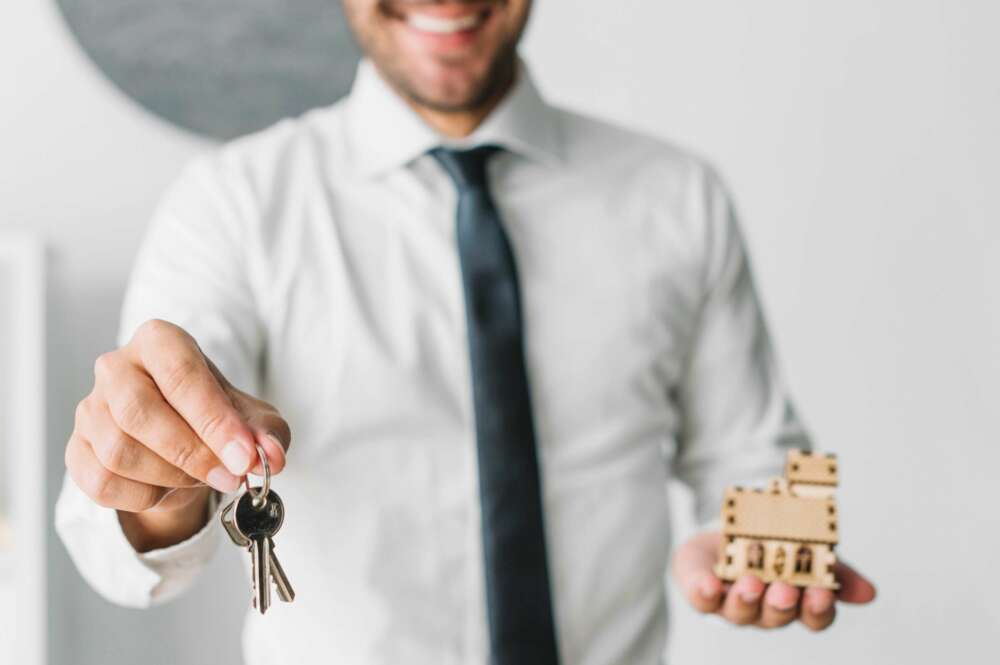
[234,488,286,615]
[220,497,249,548]
[268,536,296,603]
[221,442,295,613]
[224,498,295,604]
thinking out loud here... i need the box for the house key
[221,443,296,613]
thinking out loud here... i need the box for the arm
[668,165,875,629]
[669,164,809,526]
[55,156,291,606]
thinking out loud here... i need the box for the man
[56,1,876,663]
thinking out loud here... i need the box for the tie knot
[430,145,502,191]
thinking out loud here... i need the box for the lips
[404,10,489,34]
[381,1,496,37]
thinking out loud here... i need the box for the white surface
[0,1,997,664]
[0,234,46,665]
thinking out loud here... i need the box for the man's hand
[65,319,291,552]
[672,531,875,630]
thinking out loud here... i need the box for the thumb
[672,531,725,613]
[833,560,877,604]
[246,412,291,476]
[223,387,291,477]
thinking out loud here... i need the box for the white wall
[521,1,1000,661]
[1,3,244,665]
[2,1,997,663]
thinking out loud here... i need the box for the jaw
[373,1,517,111]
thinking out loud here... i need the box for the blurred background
[0,1,997,663]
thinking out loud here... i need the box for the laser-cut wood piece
[714,449,840,589]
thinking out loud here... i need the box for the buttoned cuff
[55,474,225,608]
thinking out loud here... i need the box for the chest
[254,166,703,461]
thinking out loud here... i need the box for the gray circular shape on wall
[55,0,362,141]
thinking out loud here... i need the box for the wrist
[117,487,214,553]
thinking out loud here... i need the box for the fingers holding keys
[128,320,259,477]
[249,430,289,477]
[74,393,200,489]
[71,318,295,513]
[123,319,293,483]
[206,356,291,477]
[95,348,241,493]
[66,319,297,552]
[238,395,292,477]
[65,434,169,512]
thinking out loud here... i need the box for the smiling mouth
[382,2,495,36]
[405,10,490,34]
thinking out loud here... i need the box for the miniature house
[714,449,840,589]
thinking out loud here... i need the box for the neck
[405,65,517,139]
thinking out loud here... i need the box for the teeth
[405,11,484,34]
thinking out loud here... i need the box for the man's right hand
[65,319,291,552]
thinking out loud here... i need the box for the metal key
[267,536,296,603]
[234,488,285,614]
[220,442,296,614]
[220,497,249,548]
[224,499,296,604]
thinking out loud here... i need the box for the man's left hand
[671,531,876,630]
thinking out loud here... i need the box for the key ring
[244,442,270,509]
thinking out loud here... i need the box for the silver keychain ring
[244,442,270,509]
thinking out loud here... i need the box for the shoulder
[549,105,733,223]
[546,106,745,279]
[178,101,350,200]
[552,106,721,187]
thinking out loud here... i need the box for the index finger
[128,320,258,476]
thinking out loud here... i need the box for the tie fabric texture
[430,146,561,665]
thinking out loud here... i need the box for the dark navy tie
[430,146,560,665]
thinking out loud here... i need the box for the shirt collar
[344,58,563,178]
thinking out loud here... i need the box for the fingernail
[207,466,240,493]
[221,440,252,474]
[770,597,797,612]
[739,589,762,604]
[809,597,832,614]
[265,432,286,462]
[699,577,717,599]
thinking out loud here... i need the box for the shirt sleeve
[670,164,812,527]
[55,153,263,606]
[54,476,227,607]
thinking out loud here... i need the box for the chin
[405,60,497,111]
[361,0,525,112]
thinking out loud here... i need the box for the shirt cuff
[55,474,225,608]
[138,490,225,603]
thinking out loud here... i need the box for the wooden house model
[714,449,840,589]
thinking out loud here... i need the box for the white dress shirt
[56,59,810,665]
